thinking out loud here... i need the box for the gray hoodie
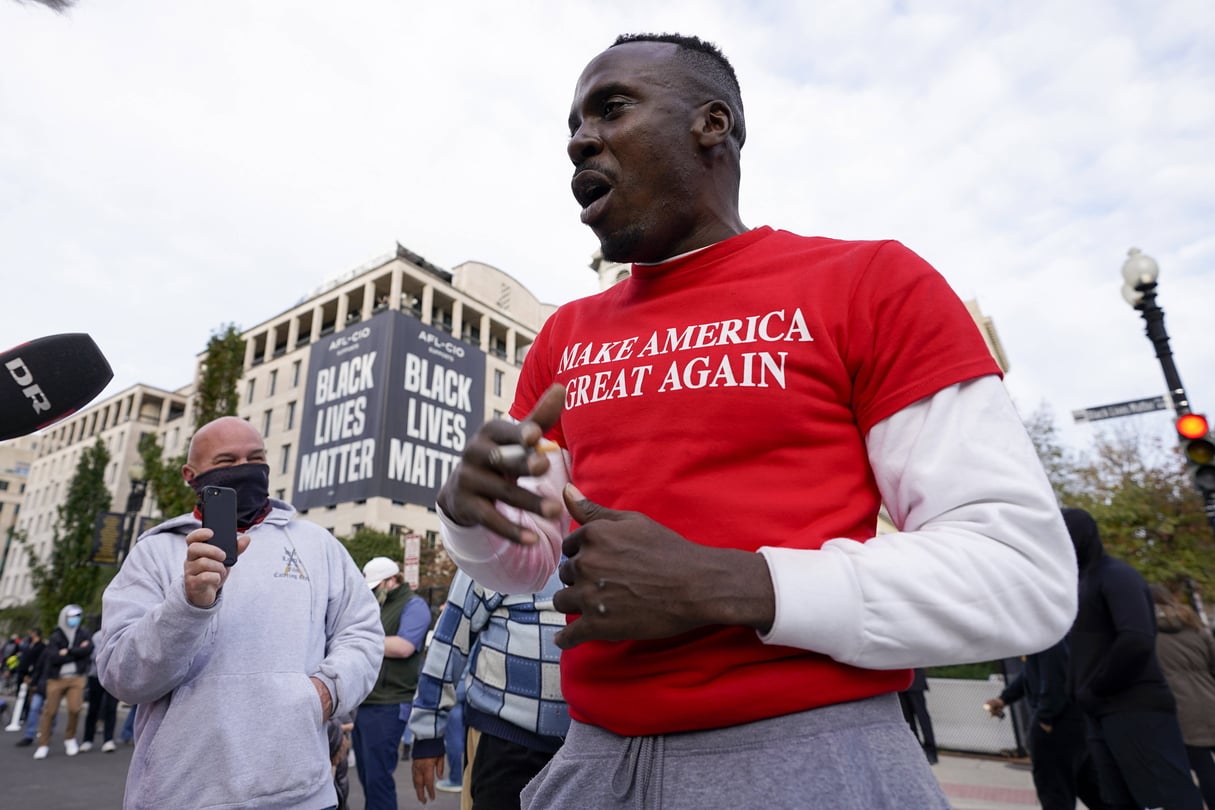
[96,501,384,809]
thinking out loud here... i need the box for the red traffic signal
[1176,413,1210,440]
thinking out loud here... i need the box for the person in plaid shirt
[408,569,567,809]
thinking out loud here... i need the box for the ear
[694,100,734,148]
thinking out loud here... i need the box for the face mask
[375,587,389,606]
[190,463,271,529]
[67,616,81,628]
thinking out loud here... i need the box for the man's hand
[983,697,1006,718]
[310,676,333,722]
[411,755,446,804]
[552,484,775,649]
[184,527,251,608]
[437,383,566,544]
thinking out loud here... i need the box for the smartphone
[201,485,239,566]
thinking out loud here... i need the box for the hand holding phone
[201,485,239,566]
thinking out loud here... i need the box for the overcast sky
[2,0,1212,452]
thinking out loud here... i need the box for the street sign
[1072,395,1169,424]
[403,533,421,589]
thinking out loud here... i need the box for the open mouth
[572,170,613,223]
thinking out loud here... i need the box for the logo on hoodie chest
[273,547,310,581]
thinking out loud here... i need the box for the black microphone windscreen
[0,333,115,442]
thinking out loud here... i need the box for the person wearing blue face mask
[96,416,384,809]
[32,604,92,760]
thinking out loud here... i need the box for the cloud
[1,0,1212,451]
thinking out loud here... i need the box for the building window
[276,489,285,500]
[292,360,302,388]
[493,369,504,397]
[0,480,8,491]
[262,409,273,436]
[280,444,291,475]
[286,401,297,430]
[246,378,256,404]
[424,529,438,550]
[351,522,364,534]
[269,369,278,397]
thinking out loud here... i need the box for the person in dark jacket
[985,637,1106,810]
[897,668,938,764]
[13,629,47,747]
[1150,584,1215,809]
[33,604,93,760]
[1064,508,1201,810]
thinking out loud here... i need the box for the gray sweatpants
[521,692,949,809]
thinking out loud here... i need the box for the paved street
[1,695,1048,808]
[0,701,459,809]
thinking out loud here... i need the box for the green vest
[364,583,423,705]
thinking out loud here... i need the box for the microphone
[1,333,114,442]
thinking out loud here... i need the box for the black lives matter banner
[294,311,485,510]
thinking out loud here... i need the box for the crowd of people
[4,609,135,757]
[3,29,1215,810]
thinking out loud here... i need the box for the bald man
[97,416,384,810]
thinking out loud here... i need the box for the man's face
[567,42,708,263]
[183,418,268,484]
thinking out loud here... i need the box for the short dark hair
[611,33,745,149]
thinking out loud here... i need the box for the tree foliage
[1068,425,1215,594]
[340,527,403,571]
[1027,407,1215,596]
[20,439,113,631]
[1022,402,1081,505]
[138,432,194,520]
[338,527,457,616]
[140,323,247,520]
[193,323,247,427]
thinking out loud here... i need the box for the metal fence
[923,672,1032,757]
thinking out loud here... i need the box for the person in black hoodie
[1064,507,1201,810]
[985,637,1105,809]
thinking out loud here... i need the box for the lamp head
[1121,247,1159,287]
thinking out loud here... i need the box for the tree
[20,438,112,631]
[193,323,247,425]
[140,323,247,520]
[338,527,457,618]
[1021,401,1082,504]
[340,527,403,572]
[138,432,194,520]
[1070,425,1215,595]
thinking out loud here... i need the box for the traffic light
[1176,413,1215,496]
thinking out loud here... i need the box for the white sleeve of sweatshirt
[760,375,1077,668]
[440,376,1078,667]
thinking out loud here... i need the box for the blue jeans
[352,703,406,810]
[119,703,137,742]
[23,692,45,740]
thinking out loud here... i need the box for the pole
[1135,281,1215,540]
[1134,281,1190,415]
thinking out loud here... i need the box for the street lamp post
[123,464,148,561]
[1121,248,1215,628]
[1120,247,1191,416]
[1121,247,1215,535]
